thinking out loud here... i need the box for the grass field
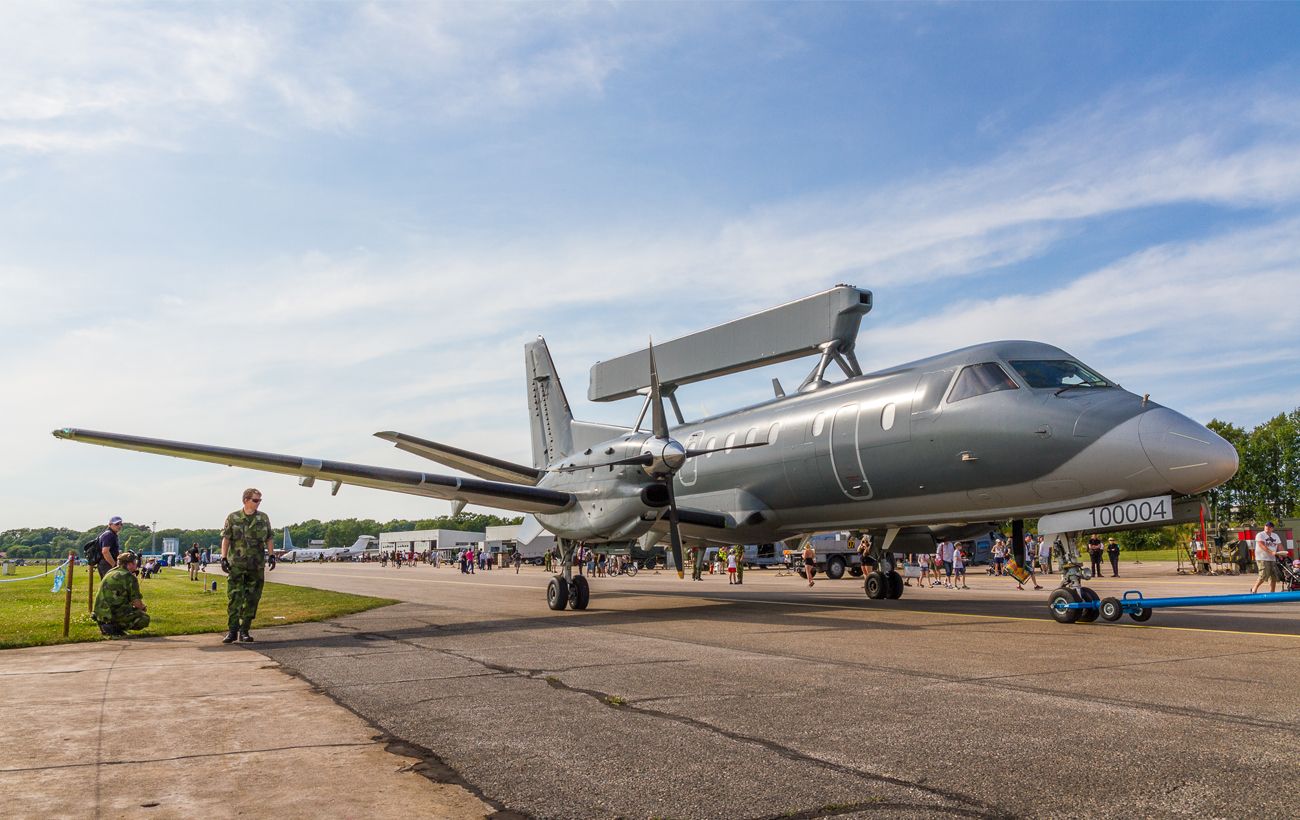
[0,562,396,650]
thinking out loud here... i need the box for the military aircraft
[54,285,1238,613]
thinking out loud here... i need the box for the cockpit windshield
[1007,360,1111,390]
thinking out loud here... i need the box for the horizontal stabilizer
[53,428,574,516]
[375,431,542,486]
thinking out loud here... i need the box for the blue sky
[2,2,1298,529]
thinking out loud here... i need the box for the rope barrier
[0,558,72,583]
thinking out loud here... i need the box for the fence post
[62,552,75,638]
[88,561,95,613]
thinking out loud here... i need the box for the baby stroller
[1277,554,1300,591]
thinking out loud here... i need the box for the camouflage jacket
[222,510,273,568]
[94,566,142,622]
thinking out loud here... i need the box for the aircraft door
[830,403,873,500]
[679,431,704,486]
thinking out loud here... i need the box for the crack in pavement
[2,741,375,773]
[431,646,1008,819]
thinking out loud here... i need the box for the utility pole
[151,520,157,556]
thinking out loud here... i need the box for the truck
[784,532,868,580]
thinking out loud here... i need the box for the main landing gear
[547,540,590,611]
[863,527,904,601]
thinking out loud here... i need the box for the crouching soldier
[93,551,150,636]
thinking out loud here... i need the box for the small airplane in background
[325,535,378,561]
[56,285,1237,615]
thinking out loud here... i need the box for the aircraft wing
[52,428,575,515]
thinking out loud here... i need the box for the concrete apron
[0,632,493,819]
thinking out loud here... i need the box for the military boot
[222,629,238,644]
[238,631,254,643]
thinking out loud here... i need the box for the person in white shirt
[1251,522,1284,594]
[1037,536,1052,574]
[939,540,955,587]
[952,545,968,589]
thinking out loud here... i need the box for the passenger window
[767,422,780,445]
[724,432,737,452]
[947,363,1019,403]
[704,436,717,457]
[881,403,896,431]
[812,412,826,436]
[744,427,759,446]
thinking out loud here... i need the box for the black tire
[826,556,846,580]
[547,576,569,611]
[849,567,864,578]
[1099,597,1124,622]
[886,571,904,599]
[642,556,656,571]
[1077,587,1100,623]
[625,563,638,578]
[1048,588,1081,624]
[864,571,887,600]
[1129,607,1152,622]
[570,575,590,610]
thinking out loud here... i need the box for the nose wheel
[547,576,569,611]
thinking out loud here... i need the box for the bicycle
[609,561,639,577]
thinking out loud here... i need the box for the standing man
[1106,538,1121,577]
[1037,535,1053,575]
[187,543,201,581]
[97,516,124,578]
[220,488,275,644]
[1087,533,1104,579]
[93,551,150,636]
[1250,522,1283,594]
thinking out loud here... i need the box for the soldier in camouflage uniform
[220,487,276,644]
[93,551,150,636]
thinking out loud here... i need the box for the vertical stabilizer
[526,337,575,468]
[283,528,294,551]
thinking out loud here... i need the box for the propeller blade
[664,477,684,579]
[648,339,670,440]
[550,453,653,473]
[683,441,768,458]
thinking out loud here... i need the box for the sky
[3,2,1299,531]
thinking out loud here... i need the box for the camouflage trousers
[227,565,265,631]
[102,609,151,632]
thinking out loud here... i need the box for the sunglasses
[249,498,263,503]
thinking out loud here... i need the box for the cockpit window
[1008,360,1110,390]
[947,363,1018,403]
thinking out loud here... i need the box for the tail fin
[283,528,294,551]
[526,337,575,468]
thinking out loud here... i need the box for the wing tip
[373,431,399,442]
[52,427,75,439]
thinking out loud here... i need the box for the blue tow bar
[1049,588,1300,624]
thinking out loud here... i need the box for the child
[726,549,737,584]
[953,546,969,589]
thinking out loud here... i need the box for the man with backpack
[89,516,125,579]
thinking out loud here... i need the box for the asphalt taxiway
[255,562,1300,819]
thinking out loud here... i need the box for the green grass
[0,563,396,649]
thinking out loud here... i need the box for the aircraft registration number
[1086,496,1170,528]
[1038,494,1173,534]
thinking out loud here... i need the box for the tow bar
[1048,589,1300,624]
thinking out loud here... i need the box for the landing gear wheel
[826,556,846,580]
[865,571,887,600]
[1077,587,1100,623]
[1129,606,1152,622]
[547,576,569,611]
[886,571,904,599]
[1099,597,1124,622]
[1048,588,1081,624]
[569,575,590,610]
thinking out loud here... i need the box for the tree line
[0,513,521,560]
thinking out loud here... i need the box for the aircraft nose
[1138,408,1239,495]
